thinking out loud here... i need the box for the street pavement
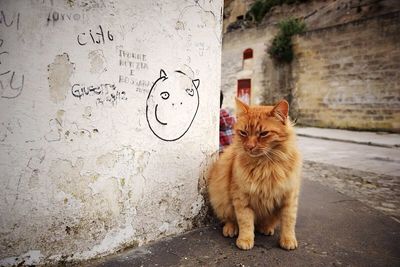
[82,128,400,267]
[296,127,400,148]
[298,136,400,176]
[297,127,400,222]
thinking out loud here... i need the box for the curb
[297,133,399,149]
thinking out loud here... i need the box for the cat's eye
[259,131,269,138]
[185,88,194,96]
[239,130,248,137]
[160,91,170,100]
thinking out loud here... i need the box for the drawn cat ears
[192,79,200,89]
[160,69,168,80]
[159,69,200,89]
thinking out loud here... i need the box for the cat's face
[234,99,289,157]
[146,69,200,141]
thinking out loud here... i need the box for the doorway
[237,79,251,105]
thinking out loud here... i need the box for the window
[243,48,253,60]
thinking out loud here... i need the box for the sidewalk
[84,179,400,267]
[295,127,400,148]
[296,127,400,176]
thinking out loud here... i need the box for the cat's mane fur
[208,98,302,250]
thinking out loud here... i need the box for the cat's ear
[160,69,167,79]
[271,99,289,124]
[192,79,200,89]
[235,97,249,116]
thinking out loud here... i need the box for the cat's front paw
[236,236,254,250]
[279,235,298,250]
[222,222,238,237]
[257,225,275,236]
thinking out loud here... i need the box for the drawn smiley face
[146,69,200,141]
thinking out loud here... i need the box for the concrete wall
[292,12,400,132]
[0,0,222,265]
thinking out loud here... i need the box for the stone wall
[223,0,254,32]
[292,11,400,132]
[0,0,222,265]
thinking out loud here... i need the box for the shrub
[246,0,309,24]
[268,18,306,63]
[246,0,277,23]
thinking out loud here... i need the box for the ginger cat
[208,98,302,250]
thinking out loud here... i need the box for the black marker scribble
[146,69,200,142]
[0,39,24,99]
[46,10,86,26]
[77,25,113,46]
[71,83,127,106]
[0,10,20,31]
[155,104,167,125]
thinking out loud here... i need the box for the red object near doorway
[237,79,251,105]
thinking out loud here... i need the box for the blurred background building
[222,0,400,132]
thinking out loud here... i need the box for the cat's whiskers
[261,146,291,165]
[269,149,290,162]
[245,146,274,158]
[261,150,278,164]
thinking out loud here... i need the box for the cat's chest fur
[235,157,296,217]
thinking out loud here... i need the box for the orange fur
[208,98,302,250]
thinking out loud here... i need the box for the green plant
[268,18,306,63]
[246,0,309,24]
[246,0,276,24]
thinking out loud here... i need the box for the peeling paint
[96,152,118,168]
[0,118,21,142]
[47,53,75,103]
[49,158,89,200]
[89,50,107,74]
[96,147,150,176]
[0,250,43,266]
[44,118,62,142]
[83,106,92,119]
[120,177,126,187]
[57,109,66,124]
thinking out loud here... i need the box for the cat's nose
[246,143,257,151]
[245,138,257,151]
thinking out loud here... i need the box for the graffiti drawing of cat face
[146,69,200,141]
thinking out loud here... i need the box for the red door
[237,79,251,105]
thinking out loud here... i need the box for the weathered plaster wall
[292,12,400,132]
[0,0,222,265]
